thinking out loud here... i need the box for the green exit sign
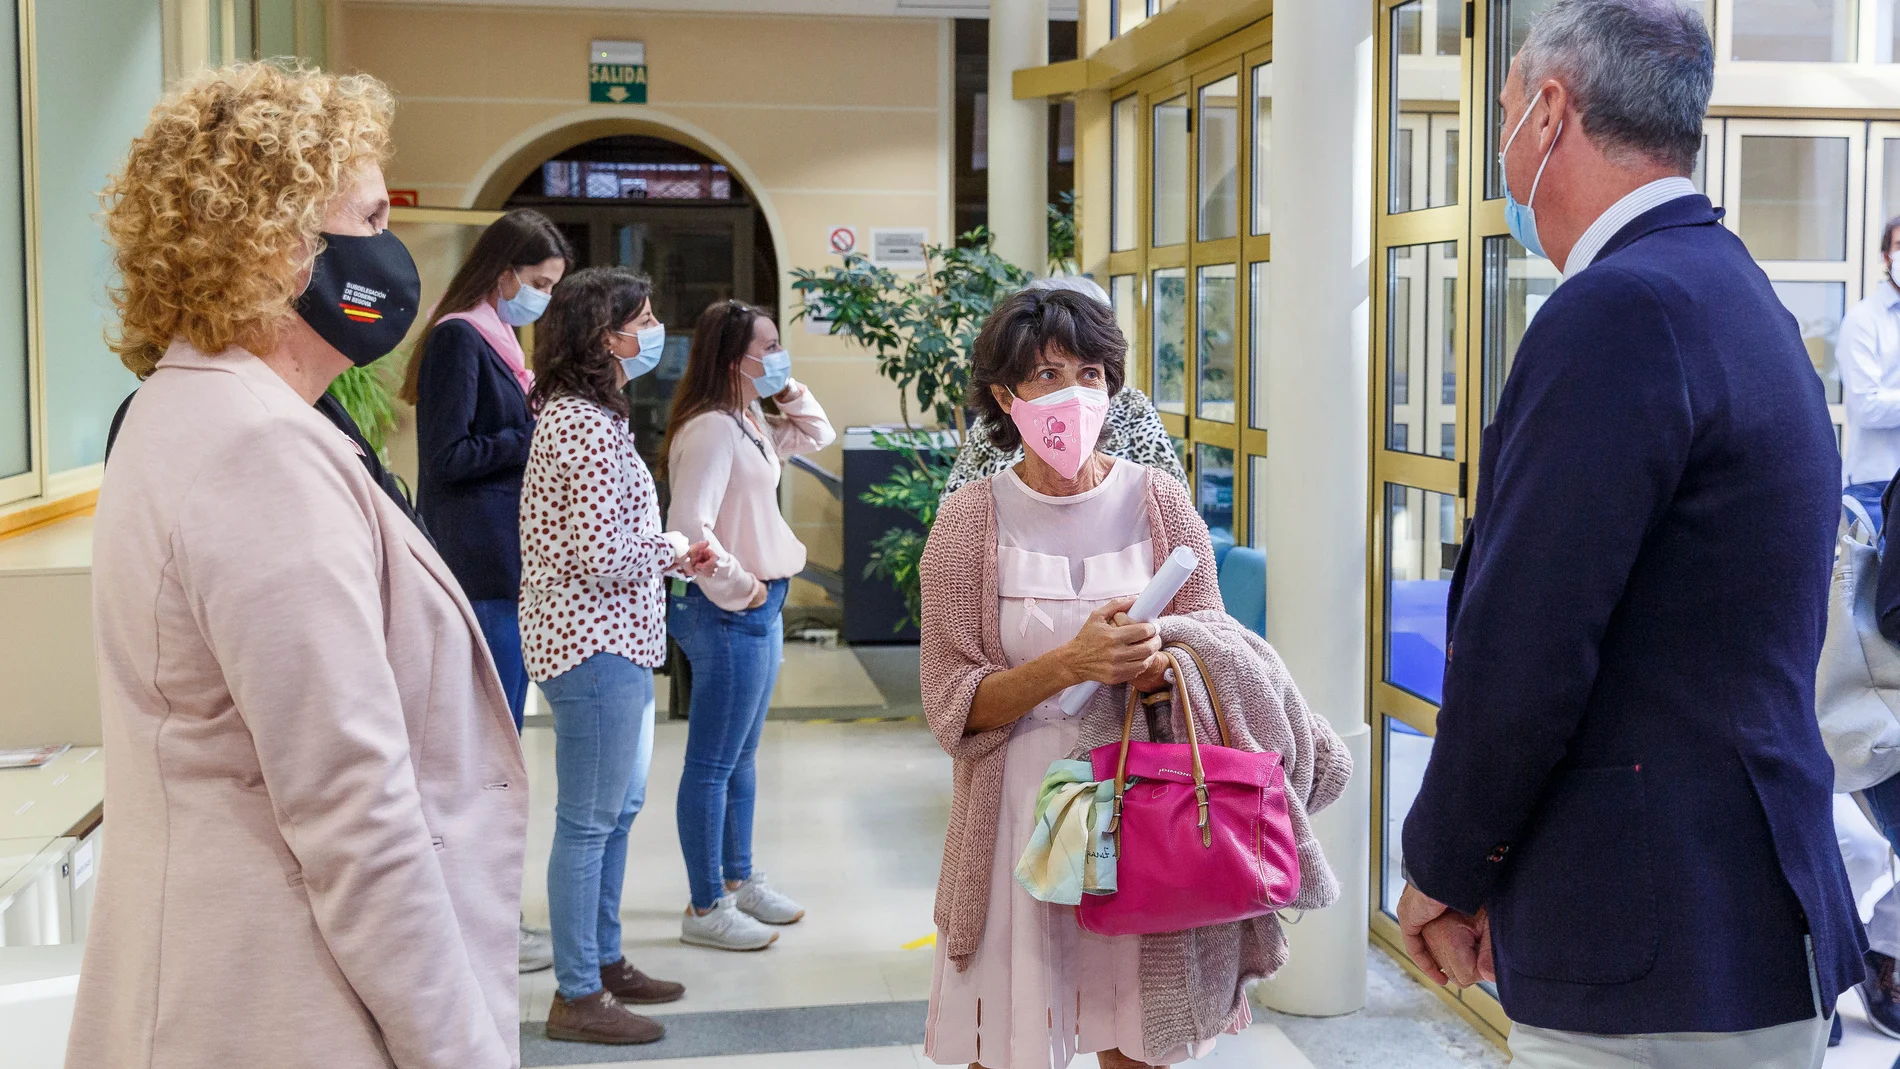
[590,40,646,104]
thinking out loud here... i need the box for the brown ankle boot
[545,989,665,1045]
[601,959,686,1005]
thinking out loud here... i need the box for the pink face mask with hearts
[1008,384,1111,480]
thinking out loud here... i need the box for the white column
[988,0,1048,274]
[1252,0,1375,1018]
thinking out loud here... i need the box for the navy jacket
[413,319,532,602]
[1402,196,1864,1034]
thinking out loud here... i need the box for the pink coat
[70,343,528,1069]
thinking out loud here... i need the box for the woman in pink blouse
[520,267,716,1046]
[663,299,836,951]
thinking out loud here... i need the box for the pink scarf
[436,299,533,396]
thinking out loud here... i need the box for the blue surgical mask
[497,270,552,326]
[748,349,792,398]
[615,324,666,381]
[1499,92,1563,260]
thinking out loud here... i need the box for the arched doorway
[503,133,781,473]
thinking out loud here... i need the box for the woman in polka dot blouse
[519,267,719,1046]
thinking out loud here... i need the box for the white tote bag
[1817,497,1900,792]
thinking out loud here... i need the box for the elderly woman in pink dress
[918,287,1232,1069]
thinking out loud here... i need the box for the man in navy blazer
[1397,2,1864,1065]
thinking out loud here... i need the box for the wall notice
[870,228,929,270]
[590,40,647,104]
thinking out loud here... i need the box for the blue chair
[1210,527,1236,572]
[1217,545,1267,637]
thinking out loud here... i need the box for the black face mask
[295,230,421,367]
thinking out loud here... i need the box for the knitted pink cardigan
[920,466,1352,1055]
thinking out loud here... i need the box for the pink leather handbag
[1076,644,1300,938]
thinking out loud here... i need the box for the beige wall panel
[339,3,954,620]
[385,101,574,188]
[0,571,98,748]
[666,106,942,192]
[340,4,938,109]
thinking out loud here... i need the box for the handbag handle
[1108,644,1219,850]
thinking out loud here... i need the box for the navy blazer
[413,319,532,602]
[1402,196,1864,1034]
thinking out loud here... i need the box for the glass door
[1722,118,1864,436]
[1103,22,1272,568]
[1371,0,1507,1041]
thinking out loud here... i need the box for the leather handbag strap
[1109,648,1215,849]
[1166,641,1234,749]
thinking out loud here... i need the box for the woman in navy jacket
[401,208,572,732]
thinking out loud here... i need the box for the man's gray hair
[1025,274,1112,309]
[1517,0,1713,173]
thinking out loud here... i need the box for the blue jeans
[540,652,655,1000]
[470,598,529,732]
[1847,481,1888,544]
[1862,772,1900,863]
[670,579,787,910]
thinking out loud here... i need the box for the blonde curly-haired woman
[69,64,527,1069]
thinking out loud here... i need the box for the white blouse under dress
[925,458,1234,1069]
[519,395,687,682]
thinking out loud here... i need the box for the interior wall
[337,2,950,601]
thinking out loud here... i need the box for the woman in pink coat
[70,64,526,1069]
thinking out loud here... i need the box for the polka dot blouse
[519,395,688,681]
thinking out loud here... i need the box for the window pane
[1197,264,1236,422]
[1883,139,1900,232]
[1152,267,1187,413]
[1487,0,1558,199]
[1112,96,1138,252]
[1392,1,1461,212]
[1197,75,1239,241]
[1385,483,1458,705]
[1152,95,1189,247]
[1772,280,1846,404]
[1249,454,1269,550]
[1116,0,1150,36]
[1382,716,1434,919]
[234,0,256,59]
[1386,242,1457,455]
[1435,0,1463,54]
[38,0,154,473]
[1197,443,1235,549]
[1481,235,1560,426]
[0,4,23,482]
[1738,135,1849,261]
[1252,63,1272,236]
[1733,0,1854,61]
[1249,261,1269,430]
[1110,274,1138,348]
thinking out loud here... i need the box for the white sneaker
[518,921,553,974]
[681,896,779,951]
[731,873,805,925]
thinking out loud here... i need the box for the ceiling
[358,0,1079,18]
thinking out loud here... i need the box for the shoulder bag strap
[1167,641,1234,749]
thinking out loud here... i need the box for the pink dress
[925,460,1237,1069]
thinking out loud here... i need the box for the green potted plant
[328,363,400,456]
[791,227,1031,629]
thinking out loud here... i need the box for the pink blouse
[665,383,836,611]
[519,396,688,680]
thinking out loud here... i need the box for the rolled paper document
[1056,545,1200,716]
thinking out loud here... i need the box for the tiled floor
[516,693,1900,1069]
[514,715,1496,1069]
